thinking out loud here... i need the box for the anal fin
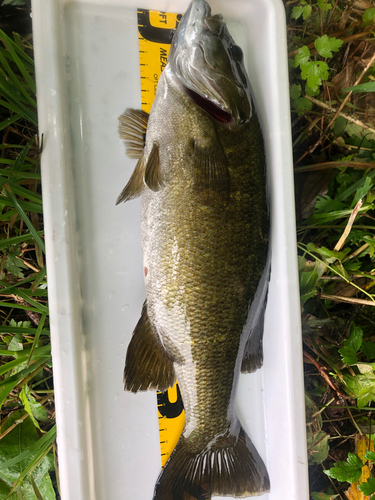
[124,302,176,392]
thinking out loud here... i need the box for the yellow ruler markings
[137,7,184,468]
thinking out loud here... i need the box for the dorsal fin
[193,137,230,204]
[144,142,163,192]
[118,108,149,159]
[116,155,146,204]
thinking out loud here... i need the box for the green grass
[0,27,58,500]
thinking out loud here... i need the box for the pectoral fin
[144,142,163,192]
[116,141,164,204]
[193,137,230,204]
[116,154,146,204]
[118,108,149,159]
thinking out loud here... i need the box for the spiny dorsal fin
[193,138,230,204]
[118,108,149,159]
[144,142,163,192]
[116,154,146,204]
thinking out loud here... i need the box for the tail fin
[153,427,270,499]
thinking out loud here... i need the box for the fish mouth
[184,86,233,123]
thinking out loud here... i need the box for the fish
[117,0,271,498]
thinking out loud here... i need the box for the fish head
[168,0,252,126]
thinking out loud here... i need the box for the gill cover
[168,0,252,124]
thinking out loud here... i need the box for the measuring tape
[137,8,185,468]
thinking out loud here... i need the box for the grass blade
[0,358,47,409]
[0,50,36,108]
[27,312,47,367]
[0,113,23,131]
[3,184,45,252]
[0,30,36,97]
[12,137,36,171]
[0,230,44,249]
[0,424,56,470]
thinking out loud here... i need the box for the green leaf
[338,345,358,365]
[353,176,372,206]
[293,96,312,115]
[364,450,375,461]
[305,83,320,97]
[307,430,330,464]
[302,60,329,92]
[5,249,28,278]
[19,385,48,430]
[317,0,332,10]
[344,372,375,408]
[362,341,375,361]
[8,332,23,351]
[315,195,345,214]
[342,81,375,93]
[0,411,55,500]
[348,325,364,352]
[291,1,311,20]
[290,83,302,100]
[334,116,347,136]
[20,387,40,429]
[337,170,375,202]
[358,477,375,496]
[306,242,350,263]
[324,457,363,483]
[299,259,326,302]
[348,452,364,468]
[291,5,305,19]
[363,8,375,24]
[315,35,343,58]
[302,4,312,18]
[295,46,310,68]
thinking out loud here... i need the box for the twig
[311,397,335,418]
[319,293,375,306]
[304,95,375,136]
[295,161,375,172]
[344,399,363,436]
[334,199,363,252]
[303,351,347,398]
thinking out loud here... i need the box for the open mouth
[184,86,233,123]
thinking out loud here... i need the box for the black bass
[117,0,270,498]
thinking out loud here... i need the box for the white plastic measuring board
[31,0,309,499]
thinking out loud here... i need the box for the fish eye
[229,44,243,61]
